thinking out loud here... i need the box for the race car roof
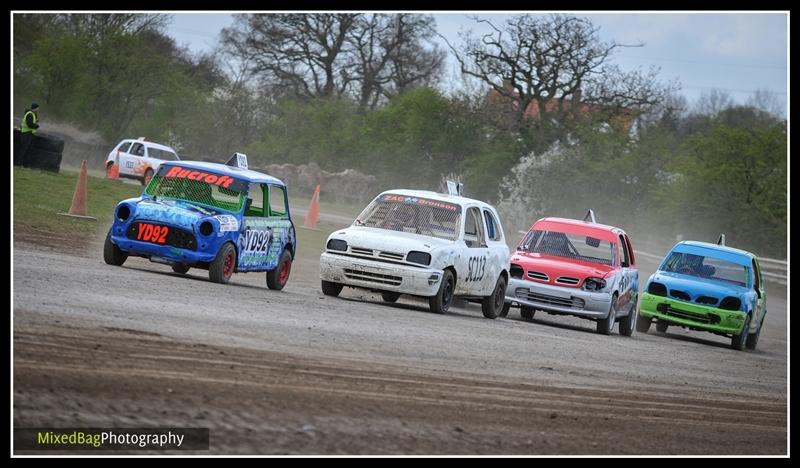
[532,217,624,242]
[380,189,495,209]
[673,241,755,266]
[120,139,176,153]
[160,161,285,186]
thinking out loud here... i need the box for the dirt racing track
[13,231,787,454]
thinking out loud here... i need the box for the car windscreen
[661,251,749,287]
[354,194,462,241]
[148,147,180,161]
[145,166,247,213]
[521,229,617,266]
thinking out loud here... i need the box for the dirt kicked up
[12,232,787,455]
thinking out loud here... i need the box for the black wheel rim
[493,281,504,310]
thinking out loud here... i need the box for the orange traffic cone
[59,160,97,220]
[107,151,120,180]
[303,184,321,230]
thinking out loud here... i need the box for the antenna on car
[225,152,248,170]
[583,209,597,223]
[717,233,726,246]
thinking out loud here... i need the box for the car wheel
[596,295,617,335]
[266,249,292,290]
[482,275,507,319]
[429,269,455,315]
[731,314,751,351]
[619,303,637,337]
[520,306,535,321]
[321,280,344,297]
[745,315,764,350]
[655,320,668,333]
[172,263,190,274]
[499,301,511,318]
[381,292,401,303]
[141,168,154,186]
[636,311,652,333]
[103,229,128,266]
[209,242,236,284]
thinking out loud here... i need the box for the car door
[455,206,491,296]
[121,142,145,176]
[238,183,273,271]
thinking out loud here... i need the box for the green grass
[14,167,144,236]
[288,194,363,219]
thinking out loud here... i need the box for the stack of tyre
[13,129,65,173]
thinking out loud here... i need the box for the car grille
[657,303,720,324]
[527,271,549,281]
[344,269,402,286]
[126,222,197,251]
[515,288,585,309]
[350,246,405,262]
[670,289,691,301]
[378,251,405,261]
[695,295,719,306]
[555,276,580,285]
[351,247,374,256]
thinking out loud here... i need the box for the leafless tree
[747,88,785,118]
[442,14,676,129]
[222,13,443,108]
[693,88,733,116]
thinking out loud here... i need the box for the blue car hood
[650,271,749,298]
[133,199,223,230]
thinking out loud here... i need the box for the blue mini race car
[103,156,296,289]
[637,236,767,350]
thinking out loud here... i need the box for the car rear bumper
[639,293,746,335]
[320,251,442,297]
[505,278,613,318]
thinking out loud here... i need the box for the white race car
[105,137,180,185]
[319,190,511,317]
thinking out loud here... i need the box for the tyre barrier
[13,129,64,173]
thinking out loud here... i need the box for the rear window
[520,229,617,266]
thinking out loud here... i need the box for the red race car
[504,210,639,336]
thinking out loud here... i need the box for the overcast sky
[168,12,788,116]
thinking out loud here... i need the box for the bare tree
[693,88,733,116]
[442,14,675,130]
[747,88,785,118]
[222,13,444,108]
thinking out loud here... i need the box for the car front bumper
[639,293,747,335]
[506,278,613,319]
[320,251,442,297]
[111,233,217,265]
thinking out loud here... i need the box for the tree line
[13,13,787,257]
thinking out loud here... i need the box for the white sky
[168,12,788,115]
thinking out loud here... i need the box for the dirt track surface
[13,237,787,455]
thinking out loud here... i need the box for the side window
[245,183,266,217]
[482,209,502,242]
[618,235,630,268]
[625,235,635,266]
[268,184,288,217]
[464,207,486,248]
[118,142,132,153]
[130,143,145,157]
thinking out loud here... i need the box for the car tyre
[636,311,652,333]
[655,321,669,333]
[482,275,507,319]
[596,295,617,335]
[520,306,535,321]
[103,230,128,266]
[381,292,401,303]
[266,249,292,290]
[141,168,154,186]
[172,263,190,274]
[321,280,344,297]
[731,314,751,351]
[745,315,764,350]
[429,269,455,315]
[618,304,637,337]
[209,242,236,284]
[499,301,511,318]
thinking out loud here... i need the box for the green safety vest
[21,110,38,134]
